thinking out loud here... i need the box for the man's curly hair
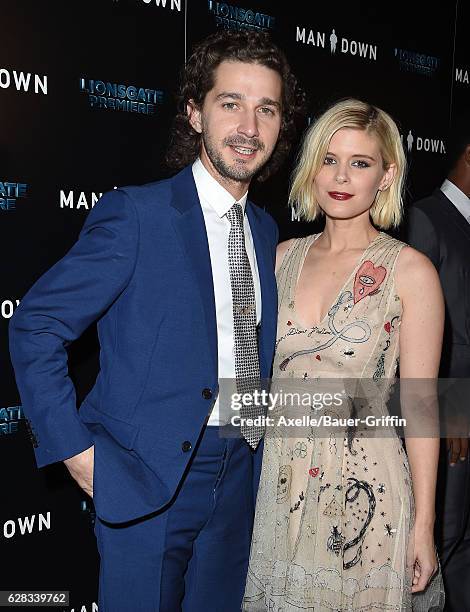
[165,30,306,182]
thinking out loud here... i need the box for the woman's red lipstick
[328,191,353,200]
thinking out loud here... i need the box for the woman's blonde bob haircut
[289,98,406,229]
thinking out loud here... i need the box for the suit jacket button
[182,441,192,452]
[202,388,213,400]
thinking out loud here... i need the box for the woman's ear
[380,163,397,191]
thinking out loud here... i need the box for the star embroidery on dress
[385,523,397,537]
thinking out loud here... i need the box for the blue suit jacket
[9,166,278,523]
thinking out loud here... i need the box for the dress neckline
[291,232,384,329]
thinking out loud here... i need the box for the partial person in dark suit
[9,31,305,611]
[405,115,470,611]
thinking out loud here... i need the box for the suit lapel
[437,189,470,243]
[169,167,277,378]
[170,167,218,372]
[246,202,277,377]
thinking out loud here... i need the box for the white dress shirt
[192,158,261,425]
[441,179,470,224]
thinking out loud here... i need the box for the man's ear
[464,144,470,166]
[187,99,202,134]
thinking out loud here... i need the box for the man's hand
[64,446,94,497]
[446,437,469,466]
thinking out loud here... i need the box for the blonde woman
[243,99,444,610]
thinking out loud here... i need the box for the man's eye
[259,107,274,115]
[353,160,370,168]
[222,102,237,110]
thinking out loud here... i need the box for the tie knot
[226,202,244,227]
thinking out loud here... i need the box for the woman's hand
[411,523,438,593]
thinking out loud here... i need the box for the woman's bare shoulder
[395,245,441,299]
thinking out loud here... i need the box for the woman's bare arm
[395,245,444,591]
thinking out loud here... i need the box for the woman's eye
[353,160,370,168]
[324,156,336,165]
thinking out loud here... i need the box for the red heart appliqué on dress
[384,322,391,334]
[309,467,320,477]
[353,260,387,304]
[315,355,321,361]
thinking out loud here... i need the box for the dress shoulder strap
[276,234,319,313]
[366,232,407,277]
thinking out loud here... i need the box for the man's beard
[201,131,268,182]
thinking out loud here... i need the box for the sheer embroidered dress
[243,232,439,611]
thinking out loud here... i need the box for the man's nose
[237,110,259,139]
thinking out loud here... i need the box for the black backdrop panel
[1,1,468,608]
[453,0,470,117]
[1,2,185,609]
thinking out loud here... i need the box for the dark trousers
[94,427,254,611]
[435,445,470,611]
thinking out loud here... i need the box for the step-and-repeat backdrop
[1,1,469,609]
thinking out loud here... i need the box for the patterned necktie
[226,203,264,448]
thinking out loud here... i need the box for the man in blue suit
[9,31,305,611]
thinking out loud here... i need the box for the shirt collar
[192,158,248,218]
[440,179,470,221]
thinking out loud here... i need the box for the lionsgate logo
[0,68,47,95]
[0,405,24,436]
[59,188,117,211]
[79,78,164,115]
[208,1,275,32]
[0,181,28,211]
[403,130,446,154]
[456,66,469,85]
[296,26,377,61]
[394,48,440,77]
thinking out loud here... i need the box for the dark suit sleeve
[273,218,279,249]
[405,205,440,269]
[9,189,139,467]
[266,210,279,262]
